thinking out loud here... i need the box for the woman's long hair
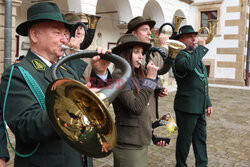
[116,48,146,93]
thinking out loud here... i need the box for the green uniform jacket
[66,58,88,79]
[0,109,9,162]
[0,50,83,167]
[173,45,212,114]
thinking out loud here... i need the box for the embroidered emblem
[32,59,46,71]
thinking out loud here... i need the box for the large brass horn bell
[80,15,101,50]
[158,16,185,39]
[45,50,131,158]
[197,19,218,44]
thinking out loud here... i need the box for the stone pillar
[0,0,21,78]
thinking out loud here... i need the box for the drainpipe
[246,5,250,86]
[4,0,12,71]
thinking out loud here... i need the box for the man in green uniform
[0,109,9,167]
[0,2,109,167]
[173,25,213,167]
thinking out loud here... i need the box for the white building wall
[214,0,240,79]
[67,0,98,14]
[195,0,241,79]
[215,67,236,79]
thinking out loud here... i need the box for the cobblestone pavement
[6,87,250,167]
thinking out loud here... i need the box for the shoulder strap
[194,62,206,82]
[2,65,41,158]
[17,66,46,110]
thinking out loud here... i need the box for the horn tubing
[80,15,100,50]
[158,23,176,39]
[145,47,169,75]
[52,51,131,103]
[80,29,95,50]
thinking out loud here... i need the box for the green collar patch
[32,59,46,71]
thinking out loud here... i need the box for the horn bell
[46,78,116,158]
[46,50,131,158]
[197,19,218,44]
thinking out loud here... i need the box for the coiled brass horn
[70,14,100,50]
[81,15,100,49]
[197,19,218,44]
[145,40,186,74]
[158,16,185,39]
[45,47,132,158]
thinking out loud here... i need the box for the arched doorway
[143,0,165,29]
[173,9,187,31]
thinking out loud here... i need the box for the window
[201,11,217,34]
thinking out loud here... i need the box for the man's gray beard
[186,44,197,53]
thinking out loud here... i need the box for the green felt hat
[112,34,151,55]
[126,16,155,34]
[175,25,198,40]
[16,2,72,36]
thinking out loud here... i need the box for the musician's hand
[0,158,6,167]
[206,106,213,117]
[159,33,170,48]
[86,82,100,93]
[92,47,111,75]
[198,38,206,46]
[101,142,110,153]
[158,87,168,97]
[155,140,168,147]
[146,61,159,80]
[159,113,171,122]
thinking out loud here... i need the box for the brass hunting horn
[45,46,132,158]
[158,16,185,39]
[197,19,218,44]
[70,14,100,50]
[145,40,185,74]
[146,16,186,74]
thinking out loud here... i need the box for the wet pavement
[6,86,250,167]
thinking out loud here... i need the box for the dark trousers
[83,156,93,167]
[175,111,207,167]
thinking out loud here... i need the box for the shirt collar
[30,50,52,67]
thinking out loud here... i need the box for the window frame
[195,1,222,37]
[200,10,218,35]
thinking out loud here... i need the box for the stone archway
[114,0,133,24]
[67,0,97,14]
[173,9,187,30]
[143,0,165,29]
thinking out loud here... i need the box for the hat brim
[112,41,151,55]
[16,17,73,36]
[126,20,156,34]
[175,32,198,40]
